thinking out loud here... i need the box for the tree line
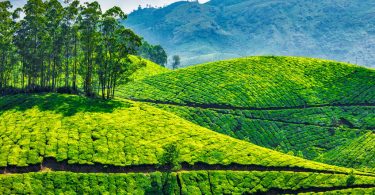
[0,0,152,99]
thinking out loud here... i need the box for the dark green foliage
[0,93,127,116]
[172,55,180,70]
[159,143,181,171]
[1,0,143,99]
[137,40,168,66]
[347,171,356,186]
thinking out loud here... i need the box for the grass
[0,171,374,194]
[120,56,375,108]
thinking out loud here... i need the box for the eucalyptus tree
[108,26,143,98]
[1,0,145,98]
[15,0,46,90]
[97,7,143,99]
[78,1,102,97]
[45,0,64,90]
[0,1,14,92]
[61,0,79,90]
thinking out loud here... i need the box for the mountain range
[124,0,375,67]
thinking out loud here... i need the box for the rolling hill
[119,56,375,170]
[125,0,375,67]
[0,93,374,193]
[0,56,374,193]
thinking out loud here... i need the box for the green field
[1,56,374,194]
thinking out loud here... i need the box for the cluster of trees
[137,40,167,66]
[136,40,182,69]
[0,0,145,99]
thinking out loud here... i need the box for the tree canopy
[0,0,144,99]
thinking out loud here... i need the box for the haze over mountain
[125,0,375,67]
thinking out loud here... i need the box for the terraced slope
[0,94,375,194]
[121,56,375,108]
[152,104,373,161]
[118,56,375,169]
[320,132,375,169]
[0,94,357,173]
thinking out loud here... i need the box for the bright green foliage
[180,171,375,194]
[0,172,172,194]
[153,104,372,166]
[320,133,375,169]
[298,188,375,195]
[118,56,375,169]
[128,55,170,81]
[120,56,375,108]
[0,94,362,174]
[0,171,374,194]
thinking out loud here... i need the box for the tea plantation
[0,171,374,194]
[118,56,375,171]
[121,56,374,108]
[1,56,374,194]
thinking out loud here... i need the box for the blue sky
[10,0,210,13]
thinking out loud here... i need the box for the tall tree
[61,0,79,90]
[98,7,143,99]
[15,0,46,90]
[45,0,64,90]
[78,1,102,97]
[2,0,146,99]
[0,1,12,92]
[172,55,180,70]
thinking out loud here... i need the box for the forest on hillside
[0,0,168,99]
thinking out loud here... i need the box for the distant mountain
[124,0,375,67]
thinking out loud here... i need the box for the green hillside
[320,132,375,169]
[151,104,373,162]
[129,55,170,81]
[118,56,375,169]
[0,94,358,173]
[121,56,374,108]
[0,94,374,193]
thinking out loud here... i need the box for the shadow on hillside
[0,93,130,117]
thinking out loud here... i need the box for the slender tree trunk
[72,34,77,91]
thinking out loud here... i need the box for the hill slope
[0,93,374,193]
[121,56,375,108]
[125,0,375,67]
[129,55,170,81]
[119,56,375,169]
[0,93,354,172]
